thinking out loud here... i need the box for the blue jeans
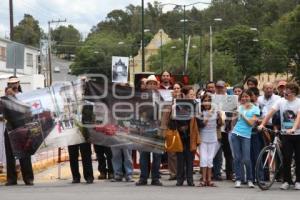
[232,133,253,182]
[139,151,161,181]
[111,147,133,178]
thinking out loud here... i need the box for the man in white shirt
[215,80,233,180]
[258,82,281,126]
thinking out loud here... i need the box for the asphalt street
[51,56,77,83]
[0,162,299,200]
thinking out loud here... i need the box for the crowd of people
[0,72,299,191]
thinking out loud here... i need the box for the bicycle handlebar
[258,127,290,135]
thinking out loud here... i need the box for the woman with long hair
[174,86,200,186]
[232,89,260,188]
[199,93,222,187]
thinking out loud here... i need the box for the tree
[13,14,42,47]
[276,5,300,81]
[51,25,81,59]
[71,31,135,78]
[148,36,242,85]
[215,25,263,81]
[261,5,300,82]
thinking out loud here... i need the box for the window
[26,53,33,67]
[0,46,6,61]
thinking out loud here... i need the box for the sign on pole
[6,42,25,69]
[112,56,129,83]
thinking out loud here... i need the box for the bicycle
[255,127,298,190]
[255,128,285,190]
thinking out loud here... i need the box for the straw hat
[146,75,158,84]
[7,77,20,83]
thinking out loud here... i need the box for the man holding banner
[136,75,163,186]
[2,78,34,186]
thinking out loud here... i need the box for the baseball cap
[278,80,287,87]
[216,80,225,87]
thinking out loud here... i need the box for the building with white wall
[0,37,44,95]
[0,37,40,77]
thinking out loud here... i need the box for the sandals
[198,181,217,187]
[198,181,207,187]
[206,181,217,187]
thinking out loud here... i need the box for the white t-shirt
[200,110,218,143]
[272,98,300,135]
[258,94,281,123]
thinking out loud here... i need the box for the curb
[0,154,69,183]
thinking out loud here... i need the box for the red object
[94,124,117,136]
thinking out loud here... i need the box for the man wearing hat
[136,75,163,186]
[7,76,22,94]
[277,80,287,98]
[2,77,34,186]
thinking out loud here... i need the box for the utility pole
[47,19,66,181]
[160,30,163,72]
[9,0,17,76]
[47,19,66,86]
[183,5,186,75]
[209,25,213,81]
[141,0,145,72]
[9,0,14,40]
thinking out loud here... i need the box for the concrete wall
[0,38,39,76]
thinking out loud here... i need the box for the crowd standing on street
[0,73,300,191]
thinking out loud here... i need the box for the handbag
[164,129,183,152]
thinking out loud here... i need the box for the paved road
[0,162,299,200]
[51,56,77,83]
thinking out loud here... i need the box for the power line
[47,18,67,86]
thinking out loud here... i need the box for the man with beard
[160,71,173,90]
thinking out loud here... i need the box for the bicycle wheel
[255,145,280,190]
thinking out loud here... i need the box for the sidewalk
[0,148,69,183]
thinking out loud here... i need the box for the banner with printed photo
[1,81,85,158]
[83,80,165,153]
[111,56,129,83]
[172,99,200,120]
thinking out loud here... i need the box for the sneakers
[125,176,134,182]
[248,181,255,188]
[280,182,290,190]
[294,182,300,190]
[235,181,241,188]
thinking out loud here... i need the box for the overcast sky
[0,0,211,39]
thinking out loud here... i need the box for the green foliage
[13,14,42,47]
[72,0,300,84]
[51,25,81,58]
[215,25,263,80]
[70,31,136,78]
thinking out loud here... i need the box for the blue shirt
[233,104,260,139]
